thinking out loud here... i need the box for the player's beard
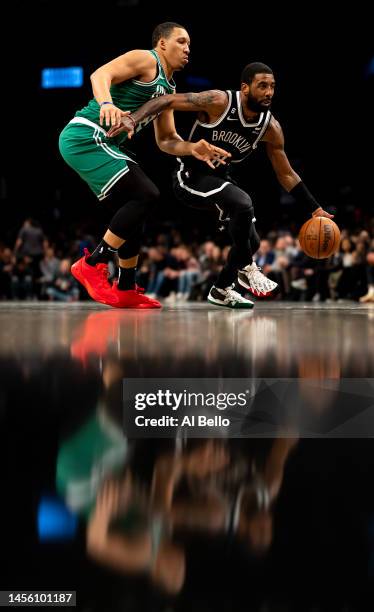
[245,92,271,113]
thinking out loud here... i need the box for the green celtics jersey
[75,49,175,146]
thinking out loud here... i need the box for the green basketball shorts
[59,117,135,200]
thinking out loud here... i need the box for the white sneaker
[208,285,254,309]
[176,292,189,301]
[291,278,307,291]
[237,263,278,297]
[164,292,177,304]
[359,287,374,303]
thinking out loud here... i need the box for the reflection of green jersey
[56,407,128,519]
[75,49,176,147]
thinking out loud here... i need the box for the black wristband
[289,181,320,213]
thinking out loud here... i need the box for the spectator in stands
[14,218,46,289]
[46,259,79,302]
[0,247,14,299]
[39,246,61,298]
[360,241,374,303]
[11,256,33,300]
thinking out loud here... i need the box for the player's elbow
[155,135,167,152]
[90,69,99,82]
[156,132,180,152]
[156,138,173,153]
[90,67,111,83]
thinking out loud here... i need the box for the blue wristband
[100,101,113,106]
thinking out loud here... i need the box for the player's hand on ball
[312,206,334,219]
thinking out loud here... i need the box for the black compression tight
[214,184,260,288]
[106,162,160,241]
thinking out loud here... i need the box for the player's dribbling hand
[99,103,130,129]
[191,139,231,169]
[107,114,136,139]
[312,206,334,219]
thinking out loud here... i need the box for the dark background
[1,6,374,608]
[2,0,373,244]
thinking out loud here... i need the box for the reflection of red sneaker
[111,281,161,308]
[71,248,117,305]
[70,311,125,364]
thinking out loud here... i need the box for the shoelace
[250,264,264,277]
[249,265,274,288]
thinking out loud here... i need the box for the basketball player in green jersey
[59,22,229,309]
[109,62,334,308]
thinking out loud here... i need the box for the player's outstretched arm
[107,90,227,139]
[264,117,334,219]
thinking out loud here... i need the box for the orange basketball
[298,217,340,259]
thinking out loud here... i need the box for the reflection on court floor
[2,302,374,610]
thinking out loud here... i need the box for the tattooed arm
[135,90,227,123]
[107,90,227,138]
[106,89,231,167]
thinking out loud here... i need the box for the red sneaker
[71,248,118,305]
[111,281,161,308]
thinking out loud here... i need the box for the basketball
[298,217,340,259]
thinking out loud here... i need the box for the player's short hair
[241,62,273,84]
[152,22,185,48]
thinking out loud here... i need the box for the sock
[215,267,236,290]
[86,240,117,266]
[117,266,136,290]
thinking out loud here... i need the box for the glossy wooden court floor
[1,301,373,378]
[2,301,374,609]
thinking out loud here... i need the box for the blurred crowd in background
[1,214,374,304]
